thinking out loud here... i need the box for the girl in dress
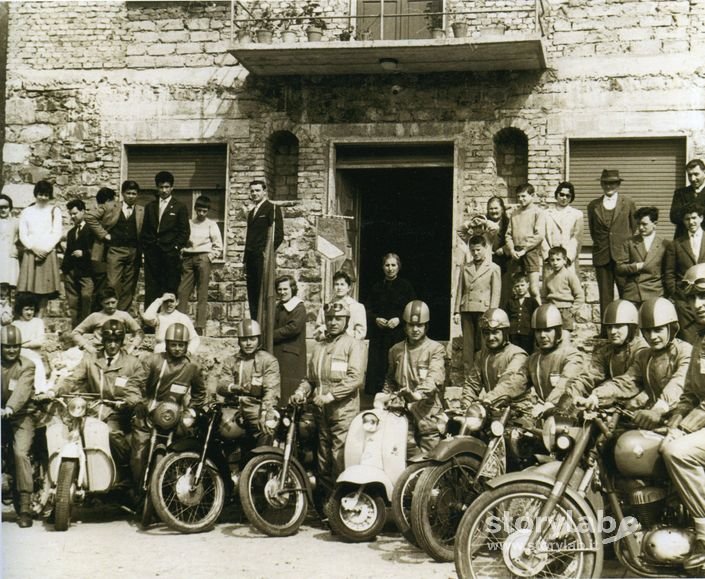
[0,193,20,316]
[13,293,48,393]
[17,180,63,316]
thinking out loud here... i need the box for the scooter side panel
[343,413,367,467]
[82,417,116,492]
[336,464,394,500]
[381,412,407,485]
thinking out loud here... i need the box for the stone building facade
[2,1,704,375]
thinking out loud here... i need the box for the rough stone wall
[3,1,705,370]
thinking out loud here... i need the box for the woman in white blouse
[544,181,583,272]
[314,270,367,341]
[17,180,63,315]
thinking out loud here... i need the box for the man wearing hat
[669,159,705,240]
[587,169,637,322]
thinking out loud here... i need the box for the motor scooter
[327,406,408,542]
[45,393,125,531]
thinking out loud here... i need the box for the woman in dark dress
[272,274,307,403]
[364,253,415,395]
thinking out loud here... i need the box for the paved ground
[2,503,632,579]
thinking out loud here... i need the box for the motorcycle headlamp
[68,396,87,418]
[264,408,280,431]
[181,407,197,428]
[462,403,487,432]
[362,411,380,433]
[490,420,505,437]
[542,415,574,451]
[282,415,292,428]
[151,401,181,429]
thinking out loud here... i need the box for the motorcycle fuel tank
[614,430,667,479]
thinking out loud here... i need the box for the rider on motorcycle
[569,299,648,397]
[216,319,280,446]
[50,320,143,477]
[460,308,529,408]
[661,263,705,571]
[0,324,36,528]
[528,303,585,418]
[290,301,365,495]
[375,300,446,452]
[577,297,690,429]
[130,322,207,487]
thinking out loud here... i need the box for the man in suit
[670,159,705,239]
[616,206,669,308]
[84,187,118,309]
[84,181,144,312]
[587,169,637,323]
[664,202,705,343]
[244,180,283,321]
[62,199,95,327]
[141,171,190,307]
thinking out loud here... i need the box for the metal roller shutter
[568,137,687,248]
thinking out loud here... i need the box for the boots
[17,491,33,528]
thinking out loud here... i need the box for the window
[267,131,299,201]
[357,0,443,40]
[494,128,528,201]
[125,144,228,259]
[568,137,687,247]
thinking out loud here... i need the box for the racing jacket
[461,343,529,407]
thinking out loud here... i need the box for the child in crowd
[453,235,501,376]
[71,287,144,354]
[505,183,545,303]
[542,246,585,334]
[504,273,539,354]
[0,193,20,304]
[12,293,47,392]
[142,292,200,354]
[45,331,84,395]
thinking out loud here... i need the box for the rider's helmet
[681,263,705,296]
[531,304,563,346]
[402,300,430,324]
[602,300,639,342]
[164,322,189,343]
[638,297,679,344]
[323,301,351,318]
[0,324,22,346]
[101,319,126,343]
[237,319,261,338]
[480,308,510,347]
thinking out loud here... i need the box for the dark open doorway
[340,167,453,340]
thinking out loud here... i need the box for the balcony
[228,1,547,77]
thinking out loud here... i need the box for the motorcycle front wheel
[150,451,225,534]
[454,481,603,579]
[411,455,480,562]
[54,460,78,532]
[239,453,308,537]
[390,461,430,546]
[327,485,387,543]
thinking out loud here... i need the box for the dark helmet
[101,319,126,343]
[323,301,350,318]
[164,322,189,343]
[403,300,430,324]
[237,319,261,338]
[602,300,639,326]
[0,324,22,346]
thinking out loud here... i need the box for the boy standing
[505,184,545,303]
[541,246,585,333]
[453,235,501,376]
[177,196,223,335]
[62,199,95,327]
[504,273,539,354]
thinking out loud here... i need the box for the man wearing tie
[244,180,283,321]
[62,199,95,327]
[669,159,705,239]
[141,171,190,307]
[664,202,705,342]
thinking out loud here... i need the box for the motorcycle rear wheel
[239,453,308,537]
[54,460,78,532]
[454,481,602,579]
[390,461,430,546]
[327,485,387,543]
[411,455,480,562]
[150,451,225,534]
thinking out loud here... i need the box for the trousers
[662,428,705,521]
[63,274,94,328]
[177,253,211,329]
[106,246,140,311]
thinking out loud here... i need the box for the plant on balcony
[233,2,255,43]
[278,2,301,42]
[300,0,327,41]
[252,4,278,43]
[424,1,445,38]
[339,25,355,41]
[447,5,468,38]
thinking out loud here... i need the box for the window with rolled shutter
[568,137,687,249]
[125,144,228,260]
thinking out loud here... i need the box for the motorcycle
[149,399,252,533]
[326,406,409,542]
[239,401,318,536]
[409,398,543,562]
[45,393,127,531]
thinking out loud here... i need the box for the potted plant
[448,6,468,38]
[234,3,254,43]
[424,1,445,39]
[278,2,301,43]
[300,1,327,41]
[252,5,277,44]
[339,25,355,41]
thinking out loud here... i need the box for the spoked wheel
[391,461,430,546]
[327,485,387,543]
[454,481,603,579]
[239,453,308,537]
[54,460,78,532]
[411,456,480,562]
[150,451,225,534]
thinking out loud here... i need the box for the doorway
[337,167,453,340]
